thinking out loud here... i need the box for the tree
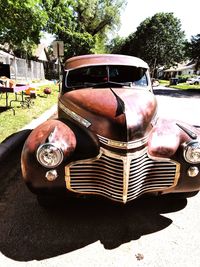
[43,0,127,58]
[0,0,48,57]
[108,35,126,53]
[110,13,186,76]
[0,0,126,58]
[185,34,200,73]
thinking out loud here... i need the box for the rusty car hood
[58,88,157,143]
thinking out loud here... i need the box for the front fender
[148,118,200,193]
[21,119,100,195]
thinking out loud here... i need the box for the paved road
[1,171,200,267]
[154,86,200,126]
[1,172,200,267]
[0,88,200,267]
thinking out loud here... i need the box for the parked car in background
[21,54,200,206]
[186,76,200,85]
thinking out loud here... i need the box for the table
[0,84,29,108]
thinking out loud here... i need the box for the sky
[118,0,199,40]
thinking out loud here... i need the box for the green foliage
[0,0,48,57]
[63,31,96,57]
[177,74,194,83]
[0,0,126,58]
[43,0,127,58]
[108,35,126,54]
[185,34,200,59]
[184,34,200,72]
[110,13,186,74]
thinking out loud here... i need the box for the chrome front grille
[65,148,179,203]
[127,154,178,202]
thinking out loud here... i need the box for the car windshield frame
[64,65,149,90]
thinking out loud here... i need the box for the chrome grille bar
[127,155,177,201]
[65,148,179,203]
[66,154,124,201]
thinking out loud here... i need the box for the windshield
[65,65,148,89]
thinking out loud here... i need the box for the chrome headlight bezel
[183,140,200,164]
[36,143,64,168]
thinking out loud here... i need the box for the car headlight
[184,140,200,164]
[36,143,64,168]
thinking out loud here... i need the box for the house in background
[34,43,59,80]
[0,49,45,81]
[163,61,199,80]
[0,50,14,66]
[34,44,49,62]
[0,43,60,81]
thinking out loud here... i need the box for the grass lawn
[158,80,200,90]
[158,79,169,86]
[170,83,200,90]
[0,83,59,143]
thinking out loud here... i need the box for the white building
[163,61,199,79]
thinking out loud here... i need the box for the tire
[194,81,199,85]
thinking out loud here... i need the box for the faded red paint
[65,54,148,70]
[148,119,200,158]
[60,88,157,141]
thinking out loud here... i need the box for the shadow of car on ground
[0,178,187,261]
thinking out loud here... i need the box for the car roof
[64,54,149,71]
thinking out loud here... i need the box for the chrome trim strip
[58,101,91,128]
[123,157,130,203]
[97,134,148,149]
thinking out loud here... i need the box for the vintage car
[21,54,200,206]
